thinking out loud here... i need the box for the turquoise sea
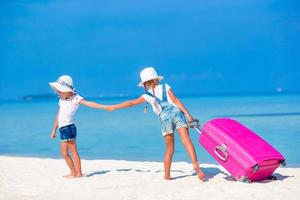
[0,94,299,167]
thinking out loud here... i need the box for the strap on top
[145,84,167,103]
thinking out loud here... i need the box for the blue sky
[1,0,300,100]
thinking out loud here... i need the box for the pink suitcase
[193,118,285,182]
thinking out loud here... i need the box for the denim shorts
[59,124,77,142]
[159,104,188,136]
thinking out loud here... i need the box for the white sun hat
[49,75,76,93]
[137,67,164,87]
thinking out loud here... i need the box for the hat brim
[49,82,74,93]
[137,76,164,87]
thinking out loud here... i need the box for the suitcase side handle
[214,144,228,162]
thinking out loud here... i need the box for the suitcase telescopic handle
[189,119,202,134]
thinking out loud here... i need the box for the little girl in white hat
[49,75,108,178]
[108,67,205,181]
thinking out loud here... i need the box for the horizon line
[1,90,300,102]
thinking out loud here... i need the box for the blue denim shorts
[159,104,188,136]
[59,124,77,142]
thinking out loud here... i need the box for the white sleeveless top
[141,84,177,115]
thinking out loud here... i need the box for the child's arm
[50,108,59,139]
[79,99,108,110]
[168,89,194,122]
[109,96,146,111]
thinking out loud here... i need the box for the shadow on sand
[85,167,292,183]
[170,167,226,180]
[85,168,151,177]
[85,166,226,181]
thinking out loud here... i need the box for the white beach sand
[0,156,299,200]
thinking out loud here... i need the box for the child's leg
[61,142,76,177]
[68,140,82,177]
[177,127,205,180]
[163,134,174,180]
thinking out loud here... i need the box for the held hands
[104,105,116,112]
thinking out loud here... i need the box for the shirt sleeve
[73,94,84,104]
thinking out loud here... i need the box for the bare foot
[164,175,172,180]
[74,174,82,178]
[195,168,206,181]
[63,174,75,178]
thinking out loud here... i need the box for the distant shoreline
[1,91,300,102]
